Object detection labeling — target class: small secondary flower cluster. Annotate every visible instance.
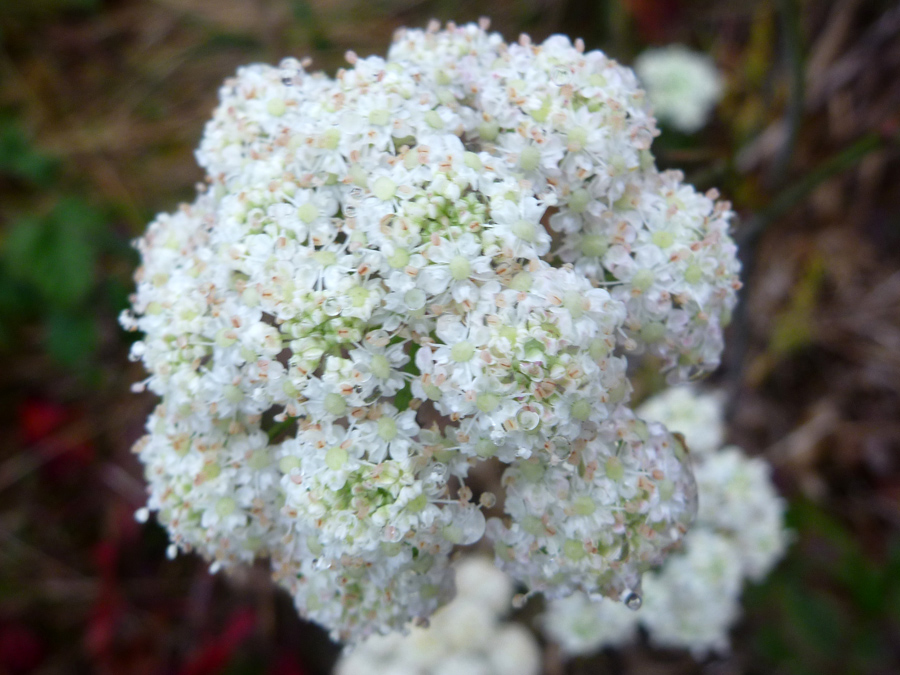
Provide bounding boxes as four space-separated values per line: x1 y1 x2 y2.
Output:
334 556 540 675
634 46 724 134
542 386 788 657
123 20 740 642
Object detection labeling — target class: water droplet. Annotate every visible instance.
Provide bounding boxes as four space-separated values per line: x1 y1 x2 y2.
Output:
551 65 571 86
404 288 426 310
348 186 365 203
427 462 448 484
517 408 540 431
549 435 571 460
342 204 357 219
323 299 342 316
451 507 486 545
625 592 642 611
383 525 403 543
279 57 302 72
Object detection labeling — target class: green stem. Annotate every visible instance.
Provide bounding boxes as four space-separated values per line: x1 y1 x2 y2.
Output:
739 132 890 247
772 0 805 184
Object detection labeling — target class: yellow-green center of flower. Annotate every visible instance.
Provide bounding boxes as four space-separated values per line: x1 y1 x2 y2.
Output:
571 398 592 421
569 188 591 213
463 152 482 170
519 146 540 172
449 255 471 281
315 250 337 267
267 98 286 116
451 341 475 362
324 393 347 416
348 286 369 307
387 247 410 269
474 438 497 458
564 291 586 319
564 539 586 560
567 126 588 152
373 176 396 200
573 495 596 515
652 230 674 248
512 219 536 242
476 392 499 413
632 269 655 292
297 202 319 224
323 128 341 149
640 321 666 343
325 445 348 471
510 271 533 291
216 497 236 517
370 354 391 379
369 109 390 125
279 456 301 473
581 234 608 258
377 417 398 441
478 120 500 141
684 263 703 284
424 110 444 129
605 456 625 481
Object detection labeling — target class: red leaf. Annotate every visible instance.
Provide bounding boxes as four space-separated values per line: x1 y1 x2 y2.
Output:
18 399 68 444
0 624 44 673
269 653 309 675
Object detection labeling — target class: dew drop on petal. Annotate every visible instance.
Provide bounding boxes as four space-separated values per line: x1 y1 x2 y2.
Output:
551 65 571 85
455 507 486 545
324 299 342 316
625 592 642 611
549 435 571 460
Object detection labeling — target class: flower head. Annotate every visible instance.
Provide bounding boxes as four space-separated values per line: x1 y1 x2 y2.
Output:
634 45 724 133
124 21 740 642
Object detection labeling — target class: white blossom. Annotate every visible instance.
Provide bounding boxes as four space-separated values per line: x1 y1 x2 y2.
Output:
541 387 788 657
334 557 540 675
124 20 740 643
637 385 725 456
634 46 724 133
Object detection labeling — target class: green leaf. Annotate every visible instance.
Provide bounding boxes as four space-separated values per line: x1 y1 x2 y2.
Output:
44 311 97 366
3 198 105 308
0 120 58 186
393 380 413 412
782 585 845 664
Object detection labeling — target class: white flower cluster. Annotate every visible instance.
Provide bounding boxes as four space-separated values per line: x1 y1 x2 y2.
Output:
637 385 725 456
334 556 540 675
123 20 740 642
634 46 724 134
542 386 788 657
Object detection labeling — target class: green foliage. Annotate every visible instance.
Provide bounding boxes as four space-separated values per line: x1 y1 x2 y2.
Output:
745 498 900 675
4 198 103 308
0 113 133 373
0 118 58 186
0 0 101 21
394 343 421 412
44 311 98 368
769 254 826 356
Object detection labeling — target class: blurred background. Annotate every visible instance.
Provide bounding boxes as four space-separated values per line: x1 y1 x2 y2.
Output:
1 0 899 673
